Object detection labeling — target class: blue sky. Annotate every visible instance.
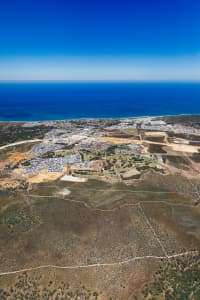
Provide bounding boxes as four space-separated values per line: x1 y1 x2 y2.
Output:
0 0 199 81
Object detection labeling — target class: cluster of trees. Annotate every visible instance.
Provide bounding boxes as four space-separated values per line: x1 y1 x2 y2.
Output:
141 250 200 300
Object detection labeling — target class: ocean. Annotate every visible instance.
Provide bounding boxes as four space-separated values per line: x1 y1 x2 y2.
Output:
0 82 200 121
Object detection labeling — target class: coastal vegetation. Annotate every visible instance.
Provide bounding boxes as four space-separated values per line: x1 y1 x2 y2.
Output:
0 273 100 299
141 251 200 300
0 123 53 147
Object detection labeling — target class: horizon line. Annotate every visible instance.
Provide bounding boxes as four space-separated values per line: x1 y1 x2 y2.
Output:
0 79 200 83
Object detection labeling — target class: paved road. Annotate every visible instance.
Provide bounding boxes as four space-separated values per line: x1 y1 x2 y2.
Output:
0 139 42 151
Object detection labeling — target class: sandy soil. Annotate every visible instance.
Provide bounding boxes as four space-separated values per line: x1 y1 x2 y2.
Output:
100 137 141 145
169 143 200 153
27 170 63 183
101 136 200 154
60 175 87 182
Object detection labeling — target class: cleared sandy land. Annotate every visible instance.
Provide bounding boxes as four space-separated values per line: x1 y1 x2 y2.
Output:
0 178 22 190
101 136 200 154
145 131 167 137
100 137 141 145
60 175 87 182
172 138 189 144
168 143 200 153
27 170 63 183
0 152 35 170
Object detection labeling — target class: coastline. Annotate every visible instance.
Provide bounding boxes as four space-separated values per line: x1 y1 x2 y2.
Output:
0 113 199 123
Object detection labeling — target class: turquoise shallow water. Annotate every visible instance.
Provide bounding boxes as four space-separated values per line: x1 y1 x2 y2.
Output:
0 82 200 121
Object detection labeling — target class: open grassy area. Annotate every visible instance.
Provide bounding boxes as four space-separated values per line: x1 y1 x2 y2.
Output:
123 128 139 136
0 174 200 299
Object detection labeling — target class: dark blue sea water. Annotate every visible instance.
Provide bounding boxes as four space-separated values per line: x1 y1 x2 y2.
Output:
0 82 200 121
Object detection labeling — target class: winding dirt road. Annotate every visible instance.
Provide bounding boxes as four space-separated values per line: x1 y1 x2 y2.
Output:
0 251 197 276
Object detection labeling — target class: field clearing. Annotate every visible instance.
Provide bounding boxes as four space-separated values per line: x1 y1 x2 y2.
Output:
100 136 141 145
144 131 167 137
101 135 200 154
168 143 200 153
60 175 88 182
